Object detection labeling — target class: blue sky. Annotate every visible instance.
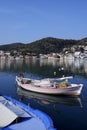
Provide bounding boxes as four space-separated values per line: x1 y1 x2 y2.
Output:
0 0 87 44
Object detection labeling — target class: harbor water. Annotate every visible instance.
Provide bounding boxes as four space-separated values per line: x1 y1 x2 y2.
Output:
0 58 87 130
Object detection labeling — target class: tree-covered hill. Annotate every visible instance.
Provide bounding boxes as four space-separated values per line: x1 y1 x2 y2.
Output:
0 37 87 54
25 37 77 54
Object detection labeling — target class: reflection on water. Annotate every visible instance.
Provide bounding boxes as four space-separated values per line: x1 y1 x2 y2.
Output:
17 87 82 107
0 58 87 77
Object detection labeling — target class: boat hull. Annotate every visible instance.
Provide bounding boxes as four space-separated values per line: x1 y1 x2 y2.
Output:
0 95 55 130
17 87 82 107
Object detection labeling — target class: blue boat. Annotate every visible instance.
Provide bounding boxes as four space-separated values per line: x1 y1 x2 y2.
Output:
0 95 56 130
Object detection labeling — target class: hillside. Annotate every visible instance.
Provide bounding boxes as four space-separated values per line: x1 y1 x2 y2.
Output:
25 37 77 54
0 37 87 54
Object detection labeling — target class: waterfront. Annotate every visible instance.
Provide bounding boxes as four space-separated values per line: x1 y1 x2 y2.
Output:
0 58 87 130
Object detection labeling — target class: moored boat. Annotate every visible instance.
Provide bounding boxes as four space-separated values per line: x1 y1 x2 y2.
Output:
16 76 83 96
0 95 56 130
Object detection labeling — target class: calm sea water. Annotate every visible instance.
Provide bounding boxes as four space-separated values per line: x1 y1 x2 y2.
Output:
0 58 87 130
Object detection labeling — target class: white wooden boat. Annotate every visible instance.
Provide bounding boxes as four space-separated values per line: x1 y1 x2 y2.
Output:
16 76 83 96
0 95 55 130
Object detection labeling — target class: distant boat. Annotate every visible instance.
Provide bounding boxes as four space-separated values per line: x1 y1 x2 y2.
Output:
0 95 56 130
16 76 83 96
17 87 82 107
